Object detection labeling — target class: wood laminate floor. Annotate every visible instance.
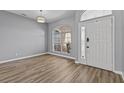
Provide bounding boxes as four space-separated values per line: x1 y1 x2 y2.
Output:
0 54 123 83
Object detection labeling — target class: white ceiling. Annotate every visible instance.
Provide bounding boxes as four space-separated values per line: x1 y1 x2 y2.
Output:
7 10 75 23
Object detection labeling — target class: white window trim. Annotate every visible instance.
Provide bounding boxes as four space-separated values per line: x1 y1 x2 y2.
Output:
52 26 72 55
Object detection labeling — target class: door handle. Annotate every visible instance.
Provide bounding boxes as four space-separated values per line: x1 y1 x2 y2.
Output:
86 46 89 48
87 37 89 42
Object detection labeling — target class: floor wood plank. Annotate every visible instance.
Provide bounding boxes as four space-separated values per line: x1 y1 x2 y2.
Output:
0 54 123 83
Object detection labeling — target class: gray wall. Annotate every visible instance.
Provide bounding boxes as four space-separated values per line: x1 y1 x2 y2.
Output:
48 15 76 57
0 11 48 62
121 11 124 75
75 10 84 62
112 11 123 72
0 10 123 74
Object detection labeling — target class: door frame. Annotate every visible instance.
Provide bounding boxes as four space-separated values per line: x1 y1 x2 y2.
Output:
78 15 115 71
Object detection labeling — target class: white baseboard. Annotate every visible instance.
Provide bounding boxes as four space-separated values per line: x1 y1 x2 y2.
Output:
47 52 76 60
113 70 123 75
113 70 124 80
75 60 87 65
0 52 75 64
75 61 80 64
122 72 124 80
0 52 47 64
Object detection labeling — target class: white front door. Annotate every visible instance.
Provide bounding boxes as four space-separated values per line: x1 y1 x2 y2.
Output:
81 16 113 71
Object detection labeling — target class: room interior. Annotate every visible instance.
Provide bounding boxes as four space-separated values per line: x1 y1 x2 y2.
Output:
0 10 124 83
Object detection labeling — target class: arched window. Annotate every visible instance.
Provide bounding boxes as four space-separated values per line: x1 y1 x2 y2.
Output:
80 10 112 21
52 25 72 54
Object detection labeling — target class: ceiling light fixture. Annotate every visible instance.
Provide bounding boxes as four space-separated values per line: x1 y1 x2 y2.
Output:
37 10 46 23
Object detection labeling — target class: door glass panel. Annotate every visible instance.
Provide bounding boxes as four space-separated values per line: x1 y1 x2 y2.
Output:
53 25 71 54
54 43 61 52
53 30 61 43
62 33 71 53
81 26 85 58
53 30 61 52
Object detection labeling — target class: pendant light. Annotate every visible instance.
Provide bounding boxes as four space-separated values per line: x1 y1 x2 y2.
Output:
37 10 46 23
